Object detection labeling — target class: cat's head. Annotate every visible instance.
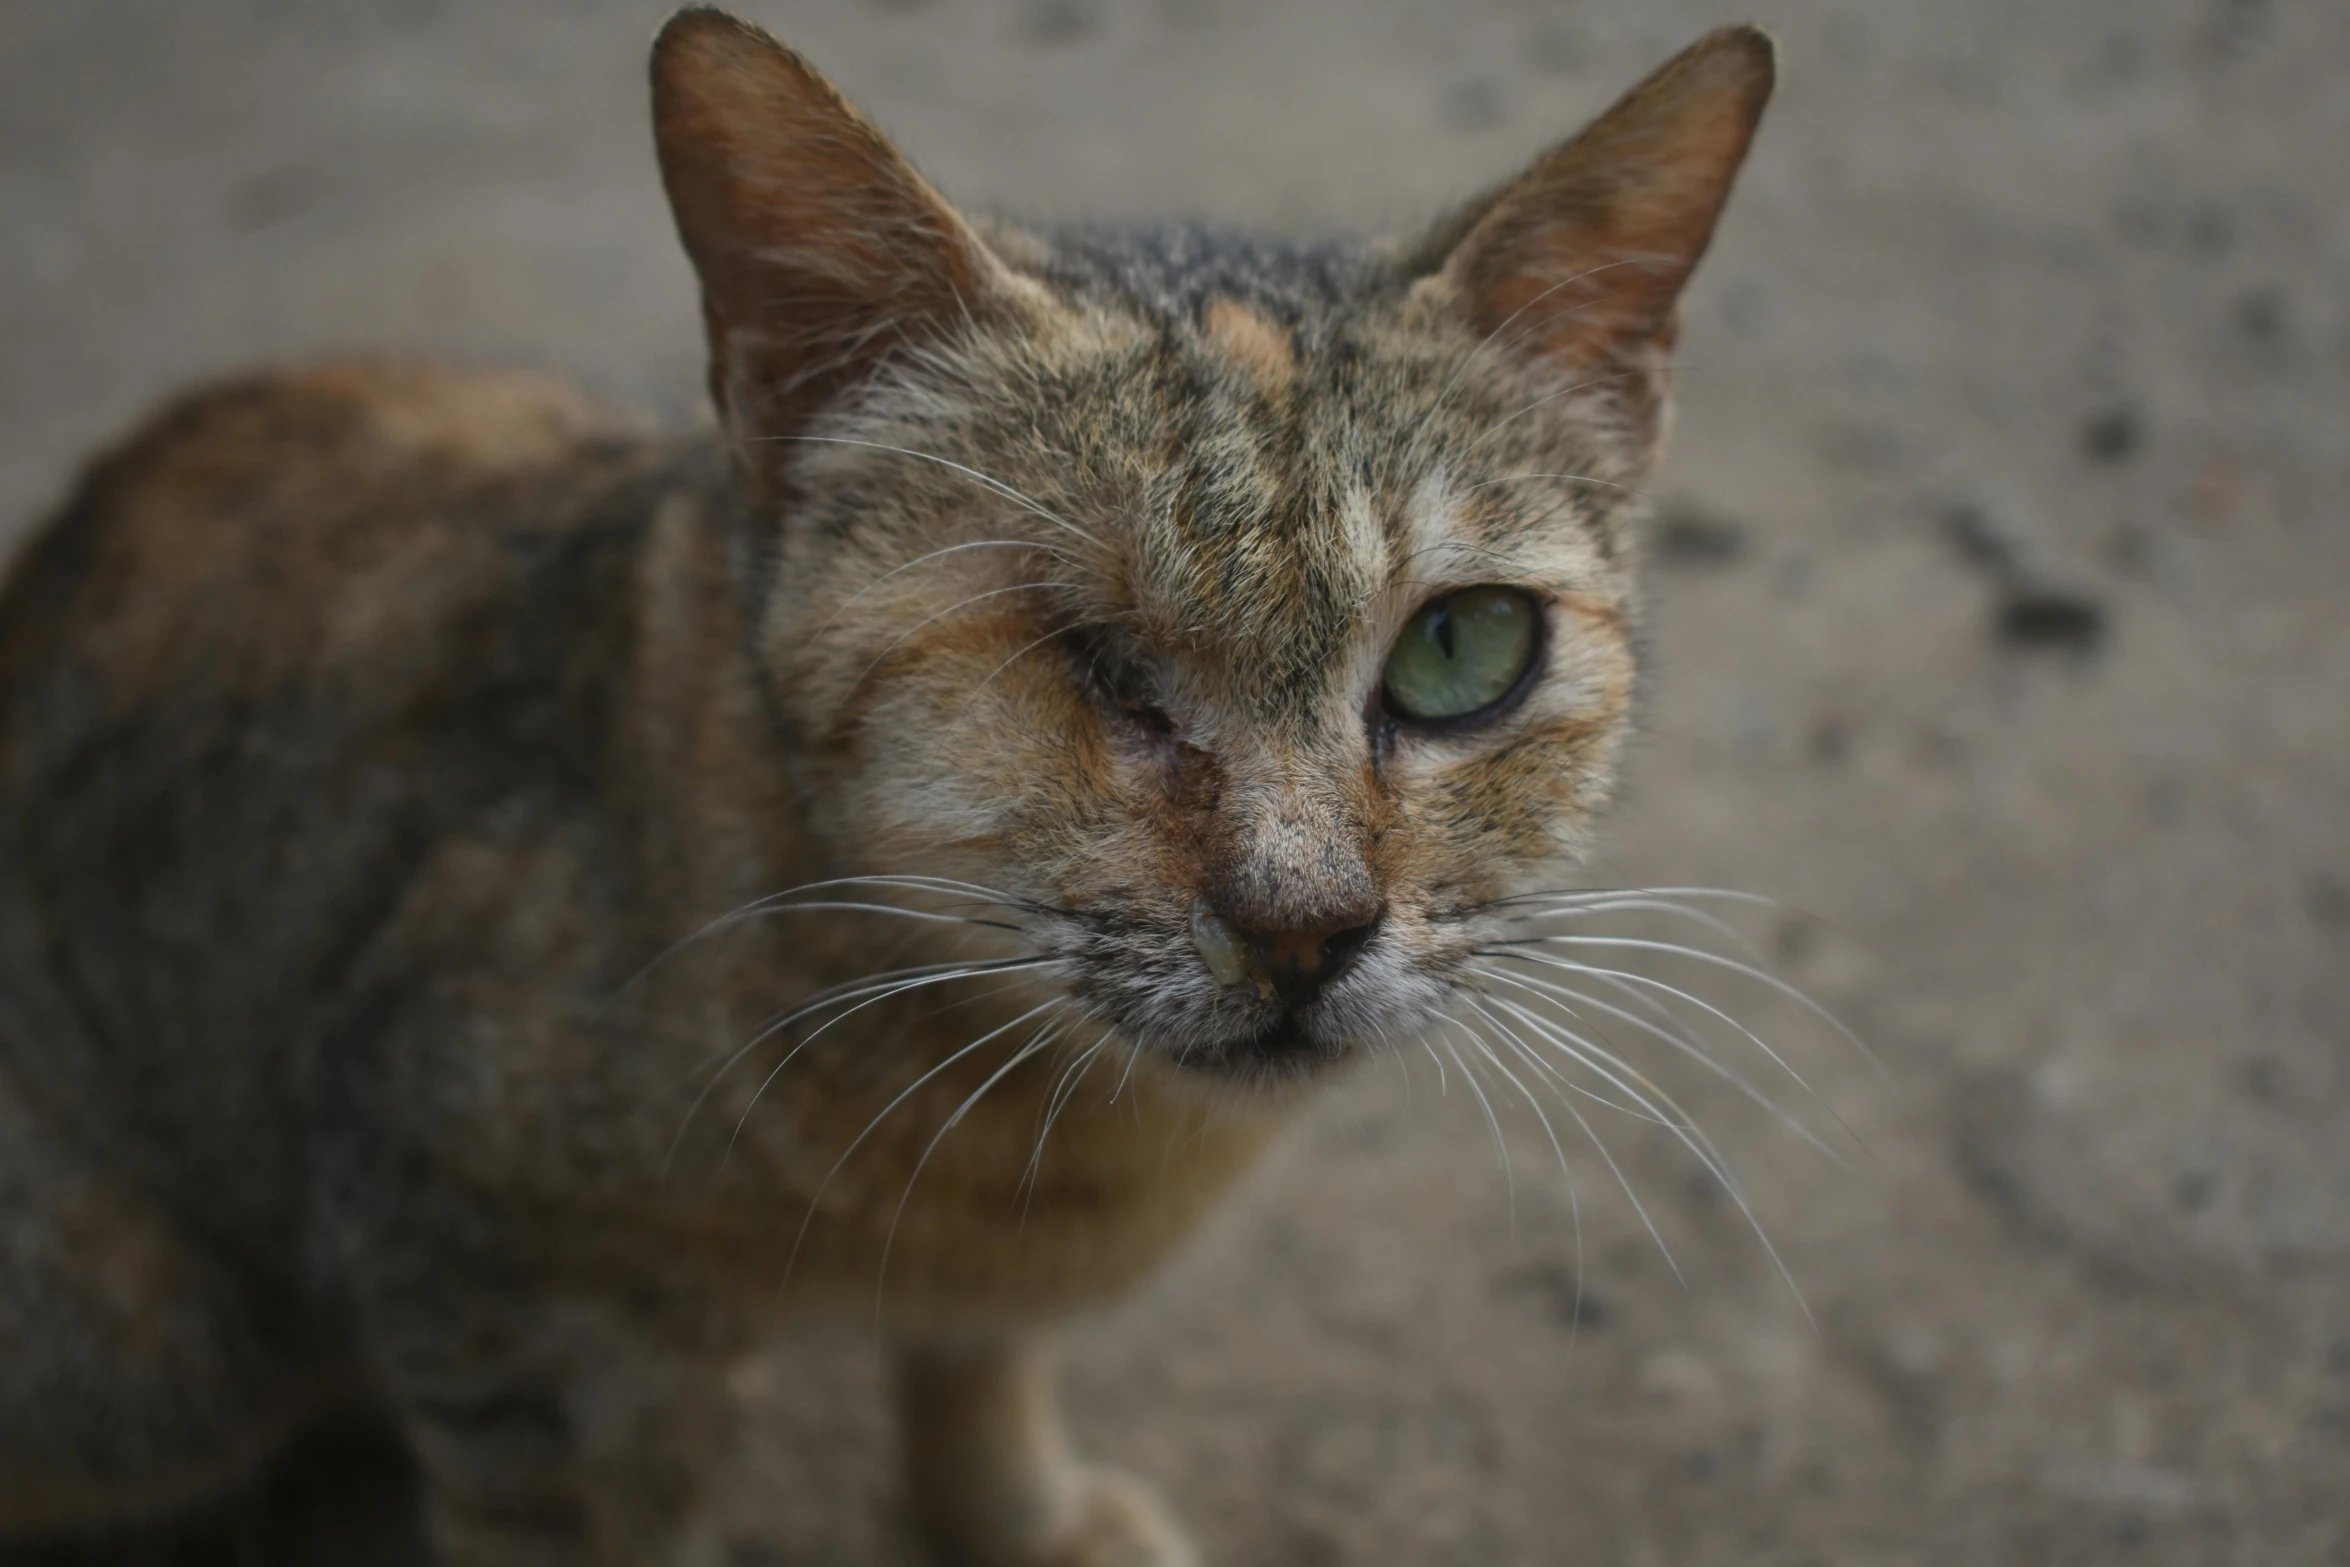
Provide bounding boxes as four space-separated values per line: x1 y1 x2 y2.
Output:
652 8 1772 1085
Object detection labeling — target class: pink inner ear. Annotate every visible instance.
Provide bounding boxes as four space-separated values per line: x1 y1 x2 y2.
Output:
1441 26 1775 374
651 10 1005 470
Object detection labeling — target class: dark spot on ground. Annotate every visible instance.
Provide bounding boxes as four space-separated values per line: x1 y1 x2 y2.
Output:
1941 503 2021 578
1997 589 2107 653
1439 76 1508 132
2203 0 2270 57
1021 0 1097 44
1914 725 1967 770
2304 872 2350 927
1499 1263 1613 1329
1721 279 1768 335
1687 1166 1732 1211
1653 506 1750 567
2104 522 2152 574
1816 420 1903 472
229 167 315 232
2235 285 2286 342
2172 1169 2217 1211
1526 21 1585 74
2185 204 2234 256
1808 716 1851 765
2238 1054 2286 1103
2080 405 2143 464
1775 914 1821 964
2112 197 2161 246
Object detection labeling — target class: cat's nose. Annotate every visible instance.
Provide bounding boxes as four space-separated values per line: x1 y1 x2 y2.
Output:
1202 905 1383 1010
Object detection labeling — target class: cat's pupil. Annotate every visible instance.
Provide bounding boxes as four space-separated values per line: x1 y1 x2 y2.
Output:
1431 610 1455 661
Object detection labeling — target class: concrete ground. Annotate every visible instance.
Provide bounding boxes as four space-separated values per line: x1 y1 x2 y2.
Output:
4 1 2346 1562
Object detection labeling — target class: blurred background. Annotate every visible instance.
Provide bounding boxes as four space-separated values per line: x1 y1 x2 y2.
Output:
4 1 2346 1562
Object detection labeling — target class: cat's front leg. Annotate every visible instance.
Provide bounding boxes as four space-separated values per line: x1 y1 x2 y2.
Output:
365 1287 737 1567
898 1334 1196 1567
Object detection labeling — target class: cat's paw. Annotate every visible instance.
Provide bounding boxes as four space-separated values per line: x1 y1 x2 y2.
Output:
932 1466 1197 1567
1025 1467 1197 1567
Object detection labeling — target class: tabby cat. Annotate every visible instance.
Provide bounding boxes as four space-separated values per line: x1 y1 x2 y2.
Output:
0 9 1773 1563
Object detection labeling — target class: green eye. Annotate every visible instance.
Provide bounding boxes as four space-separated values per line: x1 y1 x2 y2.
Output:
1382 587 1540 724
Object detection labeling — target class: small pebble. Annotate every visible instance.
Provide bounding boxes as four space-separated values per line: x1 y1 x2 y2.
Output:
2080 405 2142 464
1653 507 1749 567
1997 589 2107 653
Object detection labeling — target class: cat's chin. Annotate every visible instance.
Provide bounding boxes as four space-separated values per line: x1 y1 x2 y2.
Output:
1151 1013 1360 1096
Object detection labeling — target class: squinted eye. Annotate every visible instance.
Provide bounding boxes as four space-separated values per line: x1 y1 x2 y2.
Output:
1381 587 1539 724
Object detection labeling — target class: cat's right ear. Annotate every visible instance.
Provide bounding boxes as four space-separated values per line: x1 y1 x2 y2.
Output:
1403 27 1774 441
651 8 1020 489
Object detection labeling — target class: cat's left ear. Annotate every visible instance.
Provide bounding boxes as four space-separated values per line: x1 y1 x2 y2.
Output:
651 8 1026 490
1407 26 1775 434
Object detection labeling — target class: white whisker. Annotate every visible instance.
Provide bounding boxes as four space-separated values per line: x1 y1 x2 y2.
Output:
874 1009 1071 1313
1474 960 1848 1168
973 618 1096 694
1450 1016 1588 1353
1406 259 1644 461
1434 1022 1517 1230
723 959 1060 1163
1504 893 1770 967
1496 947 1818 1093
852 579 1069 689
780 995 1069 1285
1516 934 1874 1067
662 956 1050 1176
1458 999 1682 1287
1462 471 1641 500
801 537 1076 651
1020 1034 1111 1215
763 434 1105 551
1462 364 1667 457
1479 991 1812 1322
606 873 1037 1006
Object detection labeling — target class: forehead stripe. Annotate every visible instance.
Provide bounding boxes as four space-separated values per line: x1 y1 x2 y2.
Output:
1201 295 1300 391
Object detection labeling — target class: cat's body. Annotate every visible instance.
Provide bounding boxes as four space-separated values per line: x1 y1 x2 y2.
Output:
0 360 1265 1558
0 12 1773 1563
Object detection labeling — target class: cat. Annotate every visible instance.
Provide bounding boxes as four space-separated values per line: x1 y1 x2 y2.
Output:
0 8 1773 1564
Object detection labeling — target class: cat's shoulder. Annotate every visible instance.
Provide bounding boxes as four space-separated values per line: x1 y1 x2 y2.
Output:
86 359 613 490
0 361 654 708
41 360 623 561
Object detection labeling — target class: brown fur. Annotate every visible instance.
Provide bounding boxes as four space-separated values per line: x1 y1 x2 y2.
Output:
0 10 1772 1563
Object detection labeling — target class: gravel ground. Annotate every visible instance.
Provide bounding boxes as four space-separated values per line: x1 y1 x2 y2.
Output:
4 2 2346 1563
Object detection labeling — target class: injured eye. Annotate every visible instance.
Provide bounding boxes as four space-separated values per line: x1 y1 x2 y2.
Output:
1381 587 1540 725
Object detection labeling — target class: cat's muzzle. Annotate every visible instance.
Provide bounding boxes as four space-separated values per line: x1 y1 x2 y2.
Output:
1189 896 1383 1061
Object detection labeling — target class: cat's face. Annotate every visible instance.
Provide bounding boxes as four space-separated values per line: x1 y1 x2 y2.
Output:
653 10 1771 1084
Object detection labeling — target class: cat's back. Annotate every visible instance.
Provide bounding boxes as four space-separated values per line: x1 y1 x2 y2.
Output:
0 362 686 1209
0 360 631 715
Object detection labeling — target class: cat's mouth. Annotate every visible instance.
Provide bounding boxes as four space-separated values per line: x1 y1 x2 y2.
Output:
1249 1013 1317 1056
1081 956 1368 1083
1164 899 1380 1077
1188 1007 1351 1080
1060 900 1448 1084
